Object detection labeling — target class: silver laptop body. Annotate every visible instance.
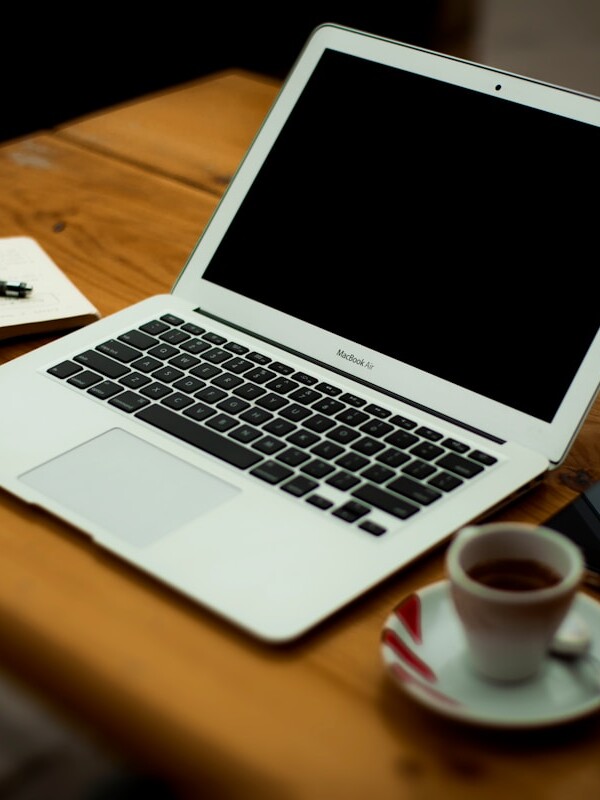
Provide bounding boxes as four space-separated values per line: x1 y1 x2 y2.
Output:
1 24 599 642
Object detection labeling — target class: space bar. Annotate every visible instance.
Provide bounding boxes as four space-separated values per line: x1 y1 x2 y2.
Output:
135 405 263 469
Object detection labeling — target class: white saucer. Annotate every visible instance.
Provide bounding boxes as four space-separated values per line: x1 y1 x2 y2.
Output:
380 580 600 729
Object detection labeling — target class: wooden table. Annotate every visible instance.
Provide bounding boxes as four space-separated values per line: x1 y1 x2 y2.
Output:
1 70 599 799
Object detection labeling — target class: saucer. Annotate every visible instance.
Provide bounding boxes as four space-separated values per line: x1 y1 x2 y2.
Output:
380 580 600 729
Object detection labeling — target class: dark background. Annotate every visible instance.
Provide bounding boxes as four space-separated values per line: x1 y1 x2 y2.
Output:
0 4 466 142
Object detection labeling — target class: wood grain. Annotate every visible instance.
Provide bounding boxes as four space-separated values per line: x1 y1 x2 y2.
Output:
0 73 599 799
58 71 280 196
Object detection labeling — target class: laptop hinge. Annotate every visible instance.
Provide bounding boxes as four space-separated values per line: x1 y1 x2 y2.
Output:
193 307 506 445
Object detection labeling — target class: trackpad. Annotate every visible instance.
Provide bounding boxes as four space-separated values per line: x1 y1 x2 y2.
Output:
20 428 240 546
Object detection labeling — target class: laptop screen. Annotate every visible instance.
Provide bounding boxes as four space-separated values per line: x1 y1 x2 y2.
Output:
203 48 599 424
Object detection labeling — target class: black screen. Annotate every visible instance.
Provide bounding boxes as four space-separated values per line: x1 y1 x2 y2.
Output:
203 49 599 422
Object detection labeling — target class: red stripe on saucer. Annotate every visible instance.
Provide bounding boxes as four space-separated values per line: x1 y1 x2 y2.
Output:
394 593 422 643
382 628 436 682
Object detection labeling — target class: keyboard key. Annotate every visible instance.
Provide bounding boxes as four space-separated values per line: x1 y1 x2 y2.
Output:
160 314 184 325
364 404 391 418
223 357 254 374
287 430 319 448
410 442 444 461
140 382 172 400
402 460 436 479
118 330 158 350
301 459 335 478
229 425 262 444
361 464 394 484
183 403 217 422
292 372 318 386
351 484 419 520
389 415 417 430
240 407 273 425
333 500 370 522
202 332 227 345
387 476 441 506
306 495 334 510
148 343 179 360
137 405 261 468
169 353 200 370
159 329 190 345
270 361 295 375
253 436 286 455
162 392 195 410
75 350 129 379
203 347 231 364
335 453 369 472
359 419 393 437
311 441 344 459
469 450 498 466
211 372 242 391
437 453 484 478
140 319 169 335
303 414 336 433
109 391 150 413
88 380 123 399
48 360 82 379
206 413 239 433
97 340 141 363
281 476 319 496
216 397 250 415
359 520 387 536
277 447 310 467
416 426 443 441
119 372 152 389
152 366 184 383
181 322 205 336
336 408 368 426
246 352 271 365
190 363 221 380
264 418 296 437
340 393 366 407
255 393 288 411
279 403 311 422
224 341 249 354
289 387 322 405
384 430 418 449
246 367 276 383
266 377 299 394
180 339 211 355
312 398 345 416
442 438 470 454
250 461 293 484
68 370 103 389
195 386 227 404
351 437 385 456
327 425 360 444
376 448 411 468
428 472 463 492
326 471 360 491
173 376 205 394
315 382 341 396
233 382 266 400
131 356 163 373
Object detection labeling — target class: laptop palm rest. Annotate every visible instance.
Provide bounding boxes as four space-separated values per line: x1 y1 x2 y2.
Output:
20 428 239 546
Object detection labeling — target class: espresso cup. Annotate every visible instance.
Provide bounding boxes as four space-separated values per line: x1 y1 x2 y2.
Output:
446 522 584 682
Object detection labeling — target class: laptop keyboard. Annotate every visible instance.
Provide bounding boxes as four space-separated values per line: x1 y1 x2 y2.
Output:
46 313 498 537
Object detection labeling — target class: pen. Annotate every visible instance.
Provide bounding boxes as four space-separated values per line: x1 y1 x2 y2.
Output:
0 280 33 298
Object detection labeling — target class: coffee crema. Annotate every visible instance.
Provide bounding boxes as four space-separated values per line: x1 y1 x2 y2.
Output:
467 558 562 591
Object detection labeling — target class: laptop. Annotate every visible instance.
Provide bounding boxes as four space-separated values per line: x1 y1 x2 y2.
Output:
1 24 599 642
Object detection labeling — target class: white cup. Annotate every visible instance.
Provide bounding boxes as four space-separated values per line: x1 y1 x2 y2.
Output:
446 522 584 682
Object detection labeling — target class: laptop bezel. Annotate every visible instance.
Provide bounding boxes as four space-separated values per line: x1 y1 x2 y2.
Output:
173 23 600 467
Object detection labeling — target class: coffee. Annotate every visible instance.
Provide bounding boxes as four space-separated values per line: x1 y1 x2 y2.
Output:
467 558 561 591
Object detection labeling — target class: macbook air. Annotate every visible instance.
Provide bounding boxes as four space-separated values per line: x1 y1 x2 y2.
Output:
1 23 599 642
